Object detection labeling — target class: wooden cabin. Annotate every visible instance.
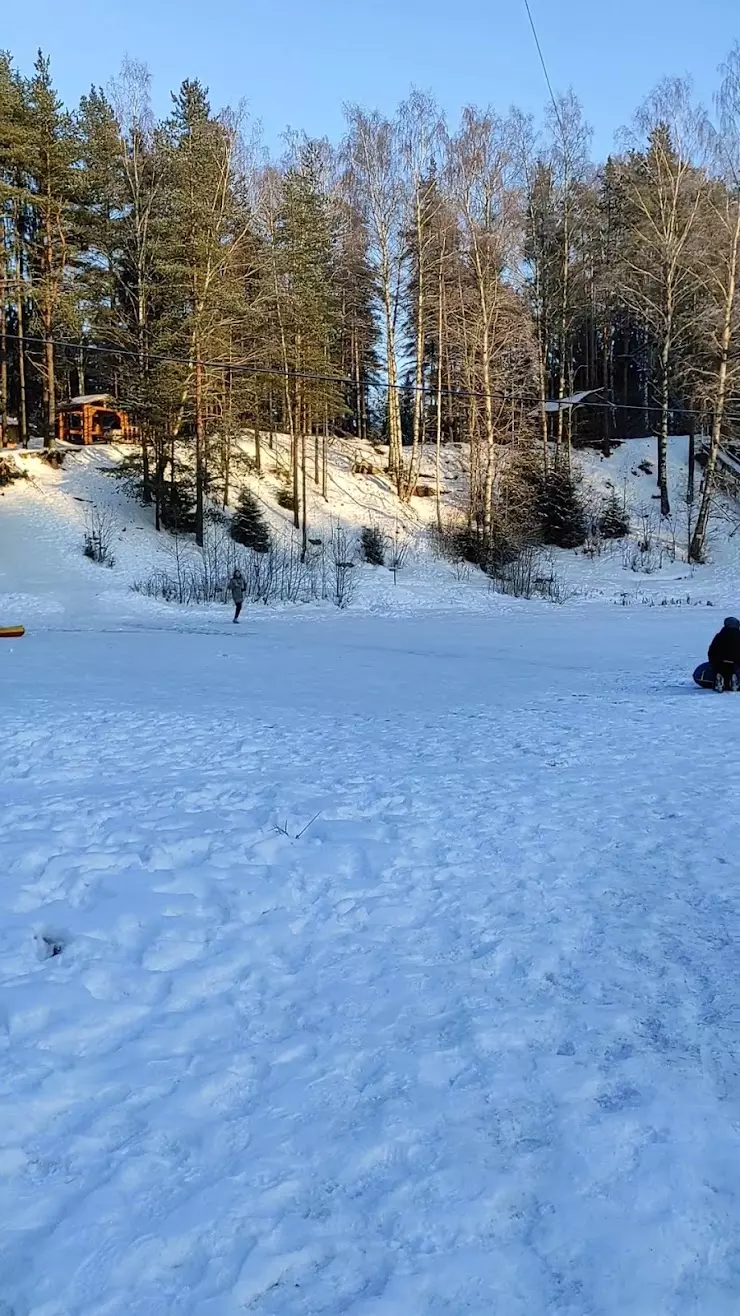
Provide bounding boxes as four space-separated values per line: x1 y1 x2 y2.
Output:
56 395 137 446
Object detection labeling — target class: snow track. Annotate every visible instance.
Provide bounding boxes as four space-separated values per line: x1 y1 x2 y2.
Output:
3 612 740 1314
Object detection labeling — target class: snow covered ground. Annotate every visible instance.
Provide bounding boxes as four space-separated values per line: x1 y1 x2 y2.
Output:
3 443 740 1314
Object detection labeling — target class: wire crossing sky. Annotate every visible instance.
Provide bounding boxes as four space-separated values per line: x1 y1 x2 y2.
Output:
4 0 736 158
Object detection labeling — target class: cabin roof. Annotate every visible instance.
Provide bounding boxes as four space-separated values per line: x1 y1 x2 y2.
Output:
59 394 125 412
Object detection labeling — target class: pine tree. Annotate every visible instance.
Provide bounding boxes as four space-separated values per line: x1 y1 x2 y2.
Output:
540 469 588 548
231 489 271 552
24 53 80 447
165 80 248 545
0 52 33 447
599 489 630 539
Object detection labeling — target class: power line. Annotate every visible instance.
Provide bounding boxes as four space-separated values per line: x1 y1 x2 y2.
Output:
0 329 532 406
3 329 740 428
522 0 566 143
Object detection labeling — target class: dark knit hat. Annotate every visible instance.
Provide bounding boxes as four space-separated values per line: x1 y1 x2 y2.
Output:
724 616 740 629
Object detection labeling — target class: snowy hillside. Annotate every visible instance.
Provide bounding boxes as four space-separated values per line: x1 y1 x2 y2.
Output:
2 431 740 630
3 436 740 1313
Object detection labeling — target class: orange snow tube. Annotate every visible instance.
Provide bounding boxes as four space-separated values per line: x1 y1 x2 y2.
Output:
0 626 25 639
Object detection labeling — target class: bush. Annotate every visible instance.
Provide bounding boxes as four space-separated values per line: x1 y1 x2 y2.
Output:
330 524 357 607
132 522 358 610
539 470 588 549
432 522 486 568
83 507 115 567
599 490 630 540
231 490 271 553
0 457 27 487
360 525 385 565
488 545 567 603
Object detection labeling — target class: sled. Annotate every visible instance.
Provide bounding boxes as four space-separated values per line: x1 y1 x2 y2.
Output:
0 626 24 639
693 661 740 690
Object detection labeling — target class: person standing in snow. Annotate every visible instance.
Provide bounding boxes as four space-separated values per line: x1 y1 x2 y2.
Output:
228 568 246 623
708 616 740 691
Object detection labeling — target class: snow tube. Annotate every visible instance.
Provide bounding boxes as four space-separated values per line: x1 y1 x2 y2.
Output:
693 661 740 689
0 626 24 639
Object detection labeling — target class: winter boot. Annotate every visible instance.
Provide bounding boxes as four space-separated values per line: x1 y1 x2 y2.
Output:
731 671 740 693
714 671 726 693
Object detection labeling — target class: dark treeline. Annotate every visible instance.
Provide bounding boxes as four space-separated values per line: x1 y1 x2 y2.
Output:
2 47 740 558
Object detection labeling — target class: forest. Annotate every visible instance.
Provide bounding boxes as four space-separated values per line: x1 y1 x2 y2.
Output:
2 46 740 561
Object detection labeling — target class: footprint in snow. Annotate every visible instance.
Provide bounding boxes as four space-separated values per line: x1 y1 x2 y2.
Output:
34 927 70 961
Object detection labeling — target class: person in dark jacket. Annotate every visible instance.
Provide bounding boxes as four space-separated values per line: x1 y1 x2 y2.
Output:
708 616 740 690
228 569 246 623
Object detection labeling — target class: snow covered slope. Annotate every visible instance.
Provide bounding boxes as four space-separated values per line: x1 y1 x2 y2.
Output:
2 431 740 626
3 437 740 1314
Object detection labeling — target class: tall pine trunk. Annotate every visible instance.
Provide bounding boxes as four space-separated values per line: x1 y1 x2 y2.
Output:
301 428 308 560
42 198 56 449
0 254 7 447
44 330 56 448
14 206 27 448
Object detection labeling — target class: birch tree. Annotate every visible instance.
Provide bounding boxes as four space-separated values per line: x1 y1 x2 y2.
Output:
619 80 707 515
343 106 406 486
690 49 740 559
446 108 527 542
398 90 445 497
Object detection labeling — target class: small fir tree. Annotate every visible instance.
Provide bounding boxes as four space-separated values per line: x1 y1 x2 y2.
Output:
231 489 271 552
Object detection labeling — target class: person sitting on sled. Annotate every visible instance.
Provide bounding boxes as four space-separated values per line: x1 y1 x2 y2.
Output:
708 616 740 691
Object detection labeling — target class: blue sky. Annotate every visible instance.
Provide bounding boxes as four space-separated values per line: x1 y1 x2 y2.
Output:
4 0 735 156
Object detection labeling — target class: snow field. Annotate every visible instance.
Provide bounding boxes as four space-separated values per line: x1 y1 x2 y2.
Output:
2 434 740 1312
2 608 740 1313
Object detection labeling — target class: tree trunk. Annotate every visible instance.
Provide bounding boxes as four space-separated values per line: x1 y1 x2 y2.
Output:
301 427 308 560
0 266 7 447
253 418 262 478
435 253 444 533
44 328 56 450
138 310 151 504
194 348 205 547
658 314 672 517
556 184 570 466
42 192 56 450
405 193 426 501
14 203 28 448
382 284 402 487
690 206 740 560
154 435 162 532
292 382 300 532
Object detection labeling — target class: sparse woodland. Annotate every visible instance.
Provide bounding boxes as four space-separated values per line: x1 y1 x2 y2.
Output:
3 48 740 562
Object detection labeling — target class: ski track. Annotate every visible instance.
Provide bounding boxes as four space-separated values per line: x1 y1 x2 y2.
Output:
3 681 740 1315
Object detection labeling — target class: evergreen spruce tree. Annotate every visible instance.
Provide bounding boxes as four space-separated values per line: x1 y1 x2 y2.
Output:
540 470 588 548
231 489 271 552
599 489 630 539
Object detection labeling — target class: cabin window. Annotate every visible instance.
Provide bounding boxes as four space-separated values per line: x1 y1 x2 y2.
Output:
97 411 121 432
